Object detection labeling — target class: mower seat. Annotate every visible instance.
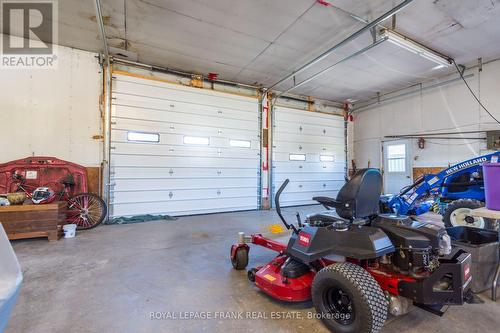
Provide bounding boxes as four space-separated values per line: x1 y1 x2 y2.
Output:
312 168 382 222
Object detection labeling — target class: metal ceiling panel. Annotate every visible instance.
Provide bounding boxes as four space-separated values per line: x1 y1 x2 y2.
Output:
124 0 269 68
268 5 363 52
133 0 315 41
237 43 308 73
434 0 500 29
331 0 395 19
10 0 499 103
388 0 500 64
129 41 242 78
100 0 126 44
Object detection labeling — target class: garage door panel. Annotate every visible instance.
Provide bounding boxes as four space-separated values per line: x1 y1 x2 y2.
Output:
112 105 257 131
111 142 259 159
274 132 344 144
112 130 259 150
275 109 343 126
113 79 258 113
274 122 344 137
273 106 346 207
112 128 258 147
112 118 258 139
112 166 258 179
112 197 258 217
273 152 346 163
273 172 345 182
113 78 257 112
274 141 344 153
112 187 256 203
112 177 257 191
110 73 259 217
275 117 343 130
113 93 258 122
273 161 345 173
111 153 257 169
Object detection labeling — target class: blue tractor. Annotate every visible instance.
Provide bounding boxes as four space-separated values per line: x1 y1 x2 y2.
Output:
380 152 500 228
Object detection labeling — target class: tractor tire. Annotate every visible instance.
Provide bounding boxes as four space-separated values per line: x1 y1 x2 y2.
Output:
231 247 248 270
311 262 387 333
443 199 485 229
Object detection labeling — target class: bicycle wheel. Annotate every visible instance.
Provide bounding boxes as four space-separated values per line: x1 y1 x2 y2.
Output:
66 193 107 230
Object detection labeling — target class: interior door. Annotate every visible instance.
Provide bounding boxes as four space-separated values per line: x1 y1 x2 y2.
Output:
383 139 413 194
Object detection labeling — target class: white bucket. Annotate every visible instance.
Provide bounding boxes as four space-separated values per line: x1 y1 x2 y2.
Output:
63 224 77 238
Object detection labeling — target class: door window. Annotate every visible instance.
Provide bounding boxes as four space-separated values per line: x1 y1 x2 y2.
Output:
387 144 406 173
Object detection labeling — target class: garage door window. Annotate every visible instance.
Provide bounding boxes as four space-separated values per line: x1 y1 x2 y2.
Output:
127 131 160 143
319 155 335 162
289 154 306 161
387 144 406 172
183 136 209 145
229 139 251 148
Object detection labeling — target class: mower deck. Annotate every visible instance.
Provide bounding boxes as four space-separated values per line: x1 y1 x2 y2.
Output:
254 255 315 302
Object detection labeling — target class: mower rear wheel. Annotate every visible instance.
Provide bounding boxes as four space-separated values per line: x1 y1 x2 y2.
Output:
312 263 387 333
443 199 485 229
231 247 249 270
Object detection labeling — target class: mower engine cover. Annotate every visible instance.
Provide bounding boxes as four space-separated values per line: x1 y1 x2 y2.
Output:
286 224 395 263
31 187 55 204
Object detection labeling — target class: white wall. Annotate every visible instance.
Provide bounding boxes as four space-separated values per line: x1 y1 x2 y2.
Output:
0 39 102 167
353 59 500 169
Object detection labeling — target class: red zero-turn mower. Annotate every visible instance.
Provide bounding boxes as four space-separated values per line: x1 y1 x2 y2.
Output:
230 169 478 333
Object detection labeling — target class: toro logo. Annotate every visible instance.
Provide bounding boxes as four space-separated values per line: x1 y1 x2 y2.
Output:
298 232 312 247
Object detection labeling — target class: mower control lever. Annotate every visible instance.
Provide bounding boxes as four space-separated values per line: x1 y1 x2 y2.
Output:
295 212 303 228
275 179 298 233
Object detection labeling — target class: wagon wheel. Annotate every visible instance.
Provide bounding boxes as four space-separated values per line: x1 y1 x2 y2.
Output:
66 193 107 230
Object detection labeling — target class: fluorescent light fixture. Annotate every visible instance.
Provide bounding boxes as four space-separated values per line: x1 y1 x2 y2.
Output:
127 131 160 143
431 64 446 71
380 29 451 67
320 155 335 162
183 136 209 145
229 139 251 148
289 154 306 161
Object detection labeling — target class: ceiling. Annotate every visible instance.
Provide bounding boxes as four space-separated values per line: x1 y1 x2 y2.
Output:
3 0 500 103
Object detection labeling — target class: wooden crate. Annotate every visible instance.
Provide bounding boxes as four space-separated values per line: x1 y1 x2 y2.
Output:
0 201 67 241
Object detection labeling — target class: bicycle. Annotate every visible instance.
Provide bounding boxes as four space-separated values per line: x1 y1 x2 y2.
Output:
12 173 107 230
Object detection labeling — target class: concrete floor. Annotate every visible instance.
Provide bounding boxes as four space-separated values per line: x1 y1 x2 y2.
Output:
6 206 500 333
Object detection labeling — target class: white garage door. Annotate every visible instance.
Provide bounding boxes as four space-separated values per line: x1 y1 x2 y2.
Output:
109 73 260 217
272 106 346 207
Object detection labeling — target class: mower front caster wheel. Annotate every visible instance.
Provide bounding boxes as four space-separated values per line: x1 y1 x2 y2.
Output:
312 263 388 333
231 247 249 270
247 268 258 282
